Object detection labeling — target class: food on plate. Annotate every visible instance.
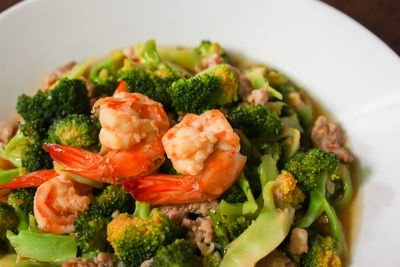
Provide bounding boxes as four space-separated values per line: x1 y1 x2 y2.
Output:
0 39 354 266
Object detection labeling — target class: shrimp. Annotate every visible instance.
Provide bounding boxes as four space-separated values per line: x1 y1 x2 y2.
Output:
34 174 91 234
123 109 247 205
43 81 170 184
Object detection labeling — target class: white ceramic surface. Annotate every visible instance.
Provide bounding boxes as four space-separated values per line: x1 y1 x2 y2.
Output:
0 0 399 266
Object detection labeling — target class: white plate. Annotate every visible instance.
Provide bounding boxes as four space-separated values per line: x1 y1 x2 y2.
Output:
1 0 399 266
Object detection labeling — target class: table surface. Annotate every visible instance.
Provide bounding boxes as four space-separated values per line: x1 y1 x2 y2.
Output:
0 0 399 55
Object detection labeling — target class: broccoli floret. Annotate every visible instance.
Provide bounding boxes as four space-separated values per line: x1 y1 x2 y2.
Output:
158 40 231 72
89 50 125 97
225 216 252 241
202 251 222 267
6 188 36 230
230 104 283 140
90 185 136 218
16 78 90 130
47 114 101 150
221 183 247 203
168 64 239 114
73 185 133 256
120 68 181 109
284 148 346 256
22 143 53 173
0 202 18 255
285 148 339 193
300 234 341 267
74 213 110 256
2 128 52 172
107 209 180 267
158 158 180 175
150 239 199 267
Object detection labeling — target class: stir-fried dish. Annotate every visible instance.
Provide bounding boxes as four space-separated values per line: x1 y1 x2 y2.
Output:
0 40 355 267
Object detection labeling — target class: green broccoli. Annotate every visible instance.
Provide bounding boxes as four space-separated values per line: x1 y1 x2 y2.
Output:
47 114 101 150
220 180 295 266
202 251 222 267
90 185 136 218
150 239 199 267
158 158 180 175
219 173 257 217
120 68 181 109
0 168 20 185
107 209 180 267
7 215 77 262
225 216 252 241
168 64 239 114
287 91 314 130
74 213 110 256
300 233 341 267
332 164 353 211
6 188 36 230
0 202 19 255
16 78 90 131
284 148 346 256
72 185 134 256
89 50 125 97
2 128 52 172
158 40 231 72
230 104 283 140
243 65 283 100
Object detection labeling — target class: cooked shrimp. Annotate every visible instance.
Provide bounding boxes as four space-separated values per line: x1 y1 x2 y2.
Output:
0 169 58 190
44 81 169 184
34 174 91 234
123 109 247 205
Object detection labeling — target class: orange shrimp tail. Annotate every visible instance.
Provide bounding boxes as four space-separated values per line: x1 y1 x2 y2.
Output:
43 143 110 183
123 175 204 205
115 80 128 93
0 169 58 190
43 143 104 169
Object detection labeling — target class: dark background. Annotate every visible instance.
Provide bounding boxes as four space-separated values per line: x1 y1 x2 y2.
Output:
1 0 399 55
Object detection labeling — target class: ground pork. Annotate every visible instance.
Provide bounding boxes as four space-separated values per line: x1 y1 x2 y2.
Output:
44 61 76 88
225 65 252 98
0 121 17 146
288 228 308 256
202 53 225 69
123 46 139 61
247 87 270 106
311 116 354 162
139 259 153 267
181 215 214 253
159 200 219 223
62 252 113 267
257 250 298 267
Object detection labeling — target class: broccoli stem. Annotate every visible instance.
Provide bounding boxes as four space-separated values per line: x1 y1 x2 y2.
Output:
317 191 347 257
296 190 324 228
219 173 257 216
220 182 294 267
333 164 353 210
7 216 77 262
48 57 97 90
258 154 279 189
296 172 328 228
0 168 20 185
133 201 150 218
209 209 229 251
266 85 283 100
